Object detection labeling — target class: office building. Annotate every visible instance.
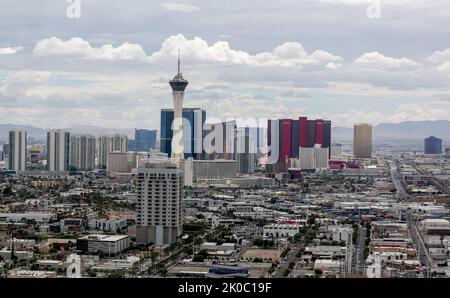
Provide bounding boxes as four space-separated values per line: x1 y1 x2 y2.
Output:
445 147 450 158
169 52 189 160
353 124 372 158
97 134 128 168
76 234 130 256
70 134 96 170
131 129 157 152
47 130 70 172
8 129 27 172
106 152 130 174
136 159 183 245
424 136 443 155
160 108 206 160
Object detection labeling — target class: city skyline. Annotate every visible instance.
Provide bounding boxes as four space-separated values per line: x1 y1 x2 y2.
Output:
2 1 450 283
1 1 450 130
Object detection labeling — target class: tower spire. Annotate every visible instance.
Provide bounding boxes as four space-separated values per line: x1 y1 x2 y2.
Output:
178 49 181 76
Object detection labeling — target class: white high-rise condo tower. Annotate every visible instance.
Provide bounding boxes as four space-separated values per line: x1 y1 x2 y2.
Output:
47 130 70 172
70 134 96 171
135 159 183 245
169 50 189 160
8 129 27 172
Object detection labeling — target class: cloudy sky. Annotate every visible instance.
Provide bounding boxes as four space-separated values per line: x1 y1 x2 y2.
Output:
1 0 450 129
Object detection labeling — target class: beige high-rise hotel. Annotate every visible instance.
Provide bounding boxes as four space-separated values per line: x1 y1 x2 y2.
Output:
353 124 372 158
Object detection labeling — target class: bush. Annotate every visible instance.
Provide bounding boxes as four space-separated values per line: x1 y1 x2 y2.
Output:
363 247 370 260
193 249 209 262
182 223 207 233
253 238 275 248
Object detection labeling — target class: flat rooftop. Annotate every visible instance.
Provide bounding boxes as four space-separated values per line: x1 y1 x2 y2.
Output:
79 234 130 242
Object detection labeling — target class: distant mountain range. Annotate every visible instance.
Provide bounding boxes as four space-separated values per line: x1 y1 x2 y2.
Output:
332 120 450 143
0 120 449 144
0 125 137 143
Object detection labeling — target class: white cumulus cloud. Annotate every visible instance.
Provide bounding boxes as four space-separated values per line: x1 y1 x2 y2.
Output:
0 46 23 55
149 34 342 68
33 37 149 61
355 52 419 69
32 35 342 69
428 48 450 71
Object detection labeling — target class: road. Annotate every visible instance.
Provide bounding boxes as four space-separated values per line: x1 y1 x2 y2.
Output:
353 226 366 275
406 212 433 276
390 165 409 199
273 245 301 278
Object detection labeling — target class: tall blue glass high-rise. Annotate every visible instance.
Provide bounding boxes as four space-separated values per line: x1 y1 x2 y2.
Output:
161 108 206 159
424 136 442 154
134 129 156 151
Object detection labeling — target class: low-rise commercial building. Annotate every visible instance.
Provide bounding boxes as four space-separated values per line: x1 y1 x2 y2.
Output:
89 218 127 232
263 222 303 238
0 212 56 223
76 234 130 256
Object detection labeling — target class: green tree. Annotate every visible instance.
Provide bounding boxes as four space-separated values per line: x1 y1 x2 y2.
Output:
2 186 13 196
193 249 209 262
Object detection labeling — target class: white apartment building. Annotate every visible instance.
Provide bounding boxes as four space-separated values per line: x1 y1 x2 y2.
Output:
97 134 128 168
136 159 183 246
47 130 70 172
8 129 27 172
70 134 96 170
